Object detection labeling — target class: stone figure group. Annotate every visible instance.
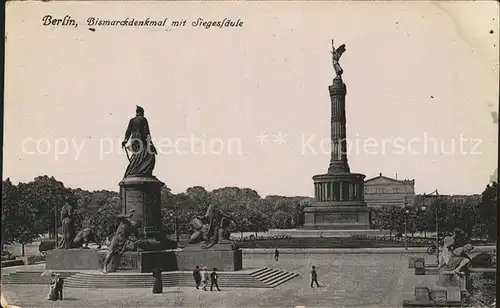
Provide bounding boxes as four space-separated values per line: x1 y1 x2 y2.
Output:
54 199 142 273
438 228 482 277
102 209 141 273
188 203 237 250
55 203 107 250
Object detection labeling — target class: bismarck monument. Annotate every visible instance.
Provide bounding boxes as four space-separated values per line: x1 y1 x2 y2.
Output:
118 105 175 252
303 40 371 230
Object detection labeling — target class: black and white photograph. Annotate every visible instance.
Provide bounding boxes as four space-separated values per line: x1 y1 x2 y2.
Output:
2 1 498 307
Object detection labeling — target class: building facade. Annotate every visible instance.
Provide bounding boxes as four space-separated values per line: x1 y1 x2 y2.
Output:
364 173 416 209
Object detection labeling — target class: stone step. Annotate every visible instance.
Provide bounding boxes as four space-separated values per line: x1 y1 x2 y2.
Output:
260 270 286 283
2 268 299 289
267 272 299 287
251 268 274 279
253 269 280 281
250 268 270 275
248 267 299 287
64 271 271 288
1 271 77 284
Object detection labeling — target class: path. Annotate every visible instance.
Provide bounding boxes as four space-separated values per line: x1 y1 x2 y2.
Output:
2 253 428 307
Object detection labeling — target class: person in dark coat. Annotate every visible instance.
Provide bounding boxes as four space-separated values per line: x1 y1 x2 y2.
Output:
310 266 320 288
152 268 163 294
210 268 221 291
274 248 280 262
54 274 64 300
193 266 201 289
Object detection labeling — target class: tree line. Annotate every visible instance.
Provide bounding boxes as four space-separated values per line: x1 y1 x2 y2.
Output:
372 182 497 241
1 175 309 248
2 175 496 249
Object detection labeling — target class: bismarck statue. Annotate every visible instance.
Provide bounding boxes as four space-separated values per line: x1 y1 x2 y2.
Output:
117 106 176 255
122 105 158 178
187 203 238 250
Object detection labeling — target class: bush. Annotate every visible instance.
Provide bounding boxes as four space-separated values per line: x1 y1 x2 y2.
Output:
1 259 24 267
1 250 15 261
349 235 435 245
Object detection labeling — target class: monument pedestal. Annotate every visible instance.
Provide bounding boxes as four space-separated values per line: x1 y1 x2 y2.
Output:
46 248 242 272
177 245 243 271
119 176 176 250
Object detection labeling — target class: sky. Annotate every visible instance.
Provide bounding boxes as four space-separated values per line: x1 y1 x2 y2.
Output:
4 1 499 197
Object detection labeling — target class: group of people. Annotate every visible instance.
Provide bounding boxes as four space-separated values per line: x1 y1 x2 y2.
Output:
193 266 221 291
438 228 478 275
46 273 64 301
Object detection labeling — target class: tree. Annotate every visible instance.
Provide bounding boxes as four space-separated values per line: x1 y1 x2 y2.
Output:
18 176 74 238
2 179 40 253
477 182 497 240
374 205 405 236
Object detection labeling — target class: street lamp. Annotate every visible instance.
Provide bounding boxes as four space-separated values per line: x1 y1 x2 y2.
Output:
422 190 440 264
169 212 179 243
404 205 427 250
404 208 410 250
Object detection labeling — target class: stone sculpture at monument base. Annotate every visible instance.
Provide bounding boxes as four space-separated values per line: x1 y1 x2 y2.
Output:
46 249 102 271
178 245 243 271
46 247 242 272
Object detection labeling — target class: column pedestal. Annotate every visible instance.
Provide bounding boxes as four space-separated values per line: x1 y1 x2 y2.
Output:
303 173 371 230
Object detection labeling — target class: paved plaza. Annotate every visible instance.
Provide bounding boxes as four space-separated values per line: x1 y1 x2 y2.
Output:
2 252 434 307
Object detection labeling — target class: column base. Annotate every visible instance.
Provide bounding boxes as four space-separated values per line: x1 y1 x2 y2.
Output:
303 204 372 230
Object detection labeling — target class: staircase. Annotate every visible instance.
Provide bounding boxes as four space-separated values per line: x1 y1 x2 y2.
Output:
1 271 77 284
63 268 298 289
2 268 299 289
250 267 299 288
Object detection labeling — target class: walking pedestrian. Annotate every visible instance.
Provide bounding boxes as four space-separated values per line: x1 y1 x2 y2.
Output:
54 273 64 300
47 273 56 301
200 266 209 291
310 266 320 288
193 266 201 289
210 268 221 291
274 248 280 262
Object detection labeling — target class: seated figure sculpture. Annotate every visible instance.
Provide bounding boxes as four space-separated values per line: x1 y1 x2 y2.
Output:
438 228 468 270
188 203 236 250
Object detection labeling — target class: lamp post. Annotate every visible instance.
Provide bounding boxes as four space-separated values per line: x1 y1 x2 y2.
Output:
404 196 408 250
422 189 440 264
403 200 427 251
169 212 179 243
54 203 58 246
404 208 409 250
